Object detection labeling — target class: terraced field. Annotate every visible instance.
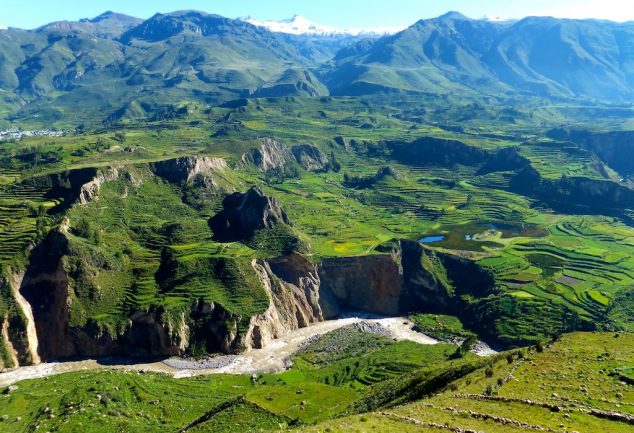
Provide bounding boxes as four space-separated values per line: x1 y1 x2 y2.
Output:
301 332 634 433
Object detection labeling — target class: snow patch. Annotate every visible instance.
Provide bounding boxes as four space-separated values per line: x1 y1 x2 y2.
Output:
243 15 403 37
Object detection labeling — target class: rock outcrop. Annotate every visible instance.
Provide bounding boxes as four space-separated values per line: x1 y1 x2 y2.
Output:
242 138 294 171
245 253 335 349
291 144 329 172
209 186 291 242
6 226 497 365
319 254 404 316
152 156 227 184
317 240 494 317
77 167 120 205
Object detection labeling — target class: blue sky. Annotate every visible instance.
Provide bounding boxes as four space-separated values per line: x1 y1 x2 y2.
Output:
2 0 634 29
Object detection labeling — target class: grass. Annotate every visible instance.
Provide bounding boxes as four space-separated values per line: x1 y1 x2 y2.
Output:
300 332 634 433
409 314 476 341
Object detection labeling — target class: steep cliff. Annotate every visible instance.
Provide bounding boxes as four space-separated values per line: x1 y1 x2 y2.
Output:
291 144 329 172
319 254 404 315
17 230 189 361
209 186 304 255
77 167 121 205
152 156 228 184
510 165 634 217
242 138 295 172
317 240 488 317
247 254 328 349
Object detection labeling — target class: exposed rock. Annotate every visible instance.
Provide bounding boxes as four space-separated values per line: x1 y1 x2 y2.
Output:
334 136 350 150
245 254 331 349
0 316 19 368
317 240 494 320
291 144 329 171
10 272 40 365
390 137 489 167
242 138 294 171
319 254 403 316
209 186 291 242
78 167 120 205
152 156 227 184
510 164 634 218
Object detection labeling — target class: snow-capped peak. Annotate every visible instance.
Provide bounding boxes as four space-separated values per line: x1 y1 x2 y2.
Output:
482 15 515 23
0 25 6 31
243 15 403 37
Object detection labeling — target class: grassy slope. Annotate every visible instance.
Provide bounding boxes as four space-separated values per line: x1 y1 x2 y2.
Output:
300 332 634 433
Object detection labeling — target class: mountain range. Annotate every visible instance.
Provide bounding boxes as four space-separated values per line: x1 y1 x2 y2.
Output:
2 10 634 126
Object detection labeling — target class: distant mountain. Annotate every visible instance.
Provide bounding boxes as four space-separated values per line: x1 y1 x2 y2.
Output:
0 10 326 125
327 12 508 95
3 10 634 126
38 11 142 38
243 15 403 37
328 12 634 99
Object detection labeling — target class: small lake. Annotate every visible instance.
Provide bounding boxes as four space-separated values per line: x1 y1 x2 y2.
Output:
419 235 446 244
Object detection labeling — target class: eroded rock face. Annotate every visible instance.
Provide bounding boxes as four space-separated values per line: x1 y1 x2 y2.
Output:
242 138 294 171
291 144 328 171
152 156 227 184
316 240 491 317
78 167 120 205
8 226 496 364
209 186 291 242
319 254 404 316
246 254 331 349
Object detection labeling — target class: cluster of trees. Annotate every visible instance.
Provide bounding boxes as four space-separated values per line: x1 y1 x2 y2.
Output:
74 218 102 245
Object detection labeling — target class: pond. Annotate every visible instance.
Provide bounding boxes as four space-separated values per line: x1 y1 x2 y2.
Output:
419 235 446 244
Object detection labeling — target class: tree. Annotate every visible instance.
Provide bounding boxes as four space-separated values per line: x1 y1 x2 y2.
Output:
451 335 477 359
329 151 341 173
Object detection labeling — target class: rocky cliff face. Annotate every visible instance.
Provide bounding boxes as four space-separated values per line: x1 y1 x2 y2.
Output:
248 254 328 348
291 144 329 171
152 156 228 184
319 254 403 315
316 240 478 316
242 138 295 171
209 186 292 242
17 230 189 361
510 165 634 218
6 225 496 365
77 167 121 205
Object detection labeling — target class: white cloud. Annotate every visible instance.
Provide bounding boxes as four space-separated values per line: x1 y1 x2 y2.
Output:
0 25 6 30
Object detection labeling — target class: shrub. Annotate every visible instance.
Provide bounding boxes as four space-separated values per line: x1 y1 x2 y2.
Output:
536 341 544 353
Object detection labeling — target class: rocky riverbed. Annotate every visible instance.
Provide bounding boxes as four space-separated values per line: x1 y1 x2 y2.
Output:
0 315 495 386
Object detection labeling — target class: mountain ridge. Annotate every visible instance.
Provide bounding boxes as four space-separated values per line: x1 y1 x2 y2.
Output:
3 10 634 126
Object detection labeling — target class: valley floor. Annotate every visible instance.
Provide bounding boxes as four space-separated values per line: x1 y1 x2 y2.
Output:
0 315 474 387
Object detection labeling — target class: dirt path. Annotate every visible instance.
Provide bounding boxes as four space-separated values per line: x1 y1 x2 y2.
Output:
0 315 492 387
